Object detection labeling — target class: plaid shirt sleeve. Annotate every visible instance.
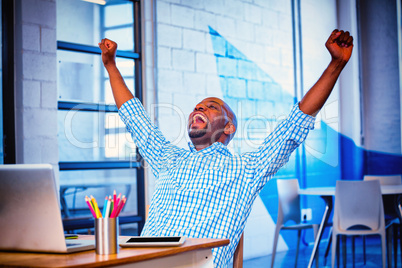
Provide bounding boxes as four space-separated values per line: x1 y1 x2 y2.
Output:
244 103 315 193
118 98 171 175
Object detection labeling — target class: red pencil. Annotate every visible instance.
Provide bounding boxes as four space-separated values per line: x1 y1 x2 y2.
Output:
113 190 117 207
110 195 123 218
114 193 121 211
115 196 126 217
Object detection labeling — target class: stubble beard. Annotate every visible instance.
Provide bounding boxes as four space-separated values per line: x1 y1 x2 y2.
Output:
188 128 207 139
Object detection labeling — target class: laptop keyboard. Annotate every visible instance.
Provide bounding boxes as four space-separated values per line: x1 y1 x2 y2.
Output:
66 243 81 247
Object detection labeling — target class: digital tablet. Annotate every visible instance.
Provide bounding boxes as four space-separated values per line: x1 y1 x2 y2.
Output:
119 236 186 247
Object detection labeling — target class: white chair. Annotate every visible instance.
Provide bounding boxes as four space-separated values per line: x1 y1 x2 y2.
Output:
364 174 401 267
331 180 386 268
271 179 319 268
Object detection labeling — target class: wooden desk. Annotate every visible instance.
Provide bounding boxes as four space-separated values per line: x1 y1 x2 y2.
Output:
299 184 402 268
0 236 229 268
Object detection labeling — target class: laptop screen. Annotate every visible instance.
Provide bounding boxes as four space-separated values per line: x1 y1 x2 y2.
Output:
0 164 69 252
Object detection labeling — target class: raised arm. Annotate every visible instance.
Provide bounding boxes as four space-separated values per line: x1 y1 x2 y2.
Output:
98 38 134 109
299 29 354 116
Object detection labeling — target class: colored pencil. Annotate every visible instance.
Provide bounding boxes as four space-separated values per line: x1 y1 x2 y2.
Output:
112 195 125 218
85 196 97 218
102 196 108 218
110 196 120 218
105 196 112 218
85 191 127 218
91 195 102 218
114 193 121 211
113 190 117 208
110 199 114 217
115 196 126 217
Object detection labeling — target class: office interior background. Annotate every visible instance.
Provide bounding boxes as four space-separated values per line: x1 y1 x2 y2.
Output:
0 0 401 261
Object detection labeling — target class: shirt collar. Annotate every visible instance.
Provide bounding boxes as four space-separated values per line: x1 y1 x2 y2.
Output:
188 142 232 156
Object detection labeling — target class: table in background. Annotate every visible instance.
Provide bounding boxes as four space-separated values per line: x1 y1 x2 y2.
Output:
0 236 229 268
60 182 140 233
299 184 402 268
60 182 132 218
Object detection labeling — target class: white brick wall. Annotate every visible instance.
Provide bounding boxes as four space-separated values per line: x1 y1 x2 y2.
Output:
183 29 205 52
172 49 195 71
14 0 59 176
157 24 182 48
171 5 194 28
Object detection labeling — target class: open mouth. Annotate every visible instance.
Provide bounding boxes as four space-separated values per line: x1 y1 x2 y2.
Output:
193 113 207 124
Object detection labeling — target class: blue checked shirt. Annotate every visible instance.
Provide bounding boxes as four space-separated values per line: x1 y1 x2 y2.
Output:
119 98 315 267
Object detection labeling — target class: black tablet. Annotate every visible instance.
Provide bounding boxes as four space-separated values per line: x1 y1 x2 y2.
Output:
119 236 186 247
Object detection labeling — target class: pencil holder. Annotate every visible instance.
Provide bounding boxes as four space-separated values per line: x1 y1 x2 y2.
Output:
95 217 119 254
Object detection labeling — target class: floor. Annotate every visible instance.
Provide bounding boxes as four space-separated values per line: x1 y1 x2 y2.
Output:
242 236 400 268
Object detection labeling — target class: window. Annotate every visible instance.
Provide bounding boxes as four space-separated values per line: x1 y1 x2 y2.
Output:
56 0 144 234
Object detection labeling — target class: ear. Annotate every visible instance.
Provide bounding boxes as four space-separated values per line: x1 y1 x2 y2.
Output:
224 123 236 135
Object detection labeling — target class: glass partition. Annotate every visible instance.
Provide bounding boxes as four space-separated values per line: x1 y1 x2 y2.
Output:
56 0 144 234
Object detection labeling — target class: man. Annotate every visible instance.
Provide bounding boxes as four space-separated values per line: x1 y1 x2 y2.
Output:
99 29 353 267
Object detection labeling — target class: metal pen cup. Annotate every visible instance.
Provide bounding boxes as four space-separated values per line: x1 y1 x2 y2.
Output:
95 217 119 254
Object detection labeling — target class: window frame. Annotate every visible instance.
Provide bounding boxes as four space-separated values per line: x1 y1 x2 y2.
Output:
2 0 15 164
57 0 145 232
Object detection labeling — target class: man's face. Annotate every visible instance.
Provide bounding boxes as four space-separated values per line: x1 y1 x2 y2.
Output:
187 97 235 148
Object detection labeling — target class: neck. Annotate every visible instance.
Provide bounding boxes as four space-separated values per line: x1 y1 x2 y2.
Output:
194 143 211 151
192 140 228 151
190 133 229 151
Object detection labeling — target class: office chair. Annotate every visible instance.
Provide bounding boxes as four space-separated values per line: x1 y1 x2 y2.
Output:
233 233 244 268
364 174 402 267
331 180 386 268
146 205 244 268
271 179 319 268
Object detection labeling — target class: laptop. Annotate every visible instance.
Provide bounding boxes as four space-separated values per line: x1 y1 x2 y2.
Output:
0 164 95 253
